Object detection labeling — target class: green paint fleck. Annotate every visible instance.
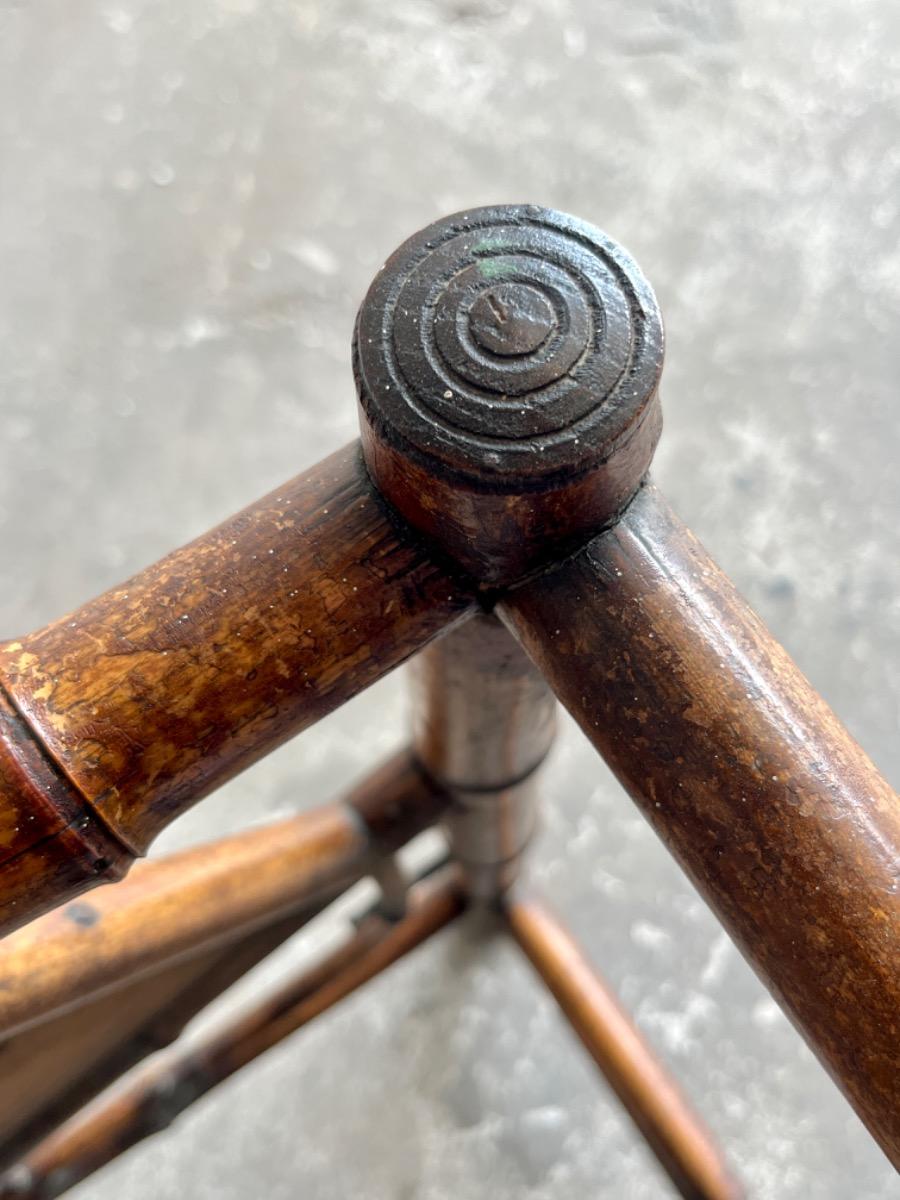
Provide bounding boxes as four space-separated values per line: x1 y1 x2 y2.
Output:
472 236 508 253
477 257 518 280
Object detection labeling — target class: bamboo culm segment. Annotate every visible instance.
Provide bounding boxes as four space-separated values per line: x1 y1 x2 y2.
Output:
500 482 900 1168
409 614 557 898
0 749 446 1038
0 905 327 1173
0 444 474 937
0 871 466 1200
0 804 364 1039
506 892 743 1200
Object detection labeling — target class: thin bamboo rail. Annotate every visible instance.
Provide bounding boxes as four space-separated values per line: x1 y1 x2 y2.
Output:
0 203 893 1194
0 750 446 1037
0 870 465 1200
506 891 743 1200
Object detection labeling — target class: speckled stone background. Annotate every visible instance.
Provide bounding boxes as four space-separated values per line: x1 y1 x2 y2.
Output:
0 2 898 1197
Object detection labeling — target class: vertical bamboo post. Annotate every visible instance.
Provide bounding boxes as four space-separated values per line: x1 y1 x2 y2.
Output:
352 204 900 1166
408 614 556 898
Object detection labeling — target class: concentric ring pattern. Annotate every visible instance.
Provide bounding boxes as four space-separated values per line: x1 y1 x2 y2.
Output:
354 205 663 482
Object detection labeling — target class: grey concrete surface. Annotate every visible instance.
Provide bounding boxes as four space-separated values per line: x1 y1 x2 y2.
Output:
0 1 898 1197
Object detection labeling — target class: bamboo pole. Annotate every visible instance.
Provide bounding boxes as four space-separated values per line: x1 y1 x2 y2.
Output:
505 891 743 1200
0 870 465 1200
500 482 900 1166
0 750 447 1038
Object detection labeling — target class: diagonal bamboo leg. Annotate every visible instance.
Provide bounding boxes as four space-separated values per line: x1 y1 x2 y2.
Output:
0 749 446 1039
0 899 334 1173
505 890 743 1200
498 484 900 1164
0 868 465 1200
0 445 477 939
0 751 446 1171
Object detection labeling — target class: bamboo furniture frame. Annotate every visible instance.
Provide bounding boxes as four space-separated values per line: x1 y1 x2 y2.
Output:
0 205 896 1198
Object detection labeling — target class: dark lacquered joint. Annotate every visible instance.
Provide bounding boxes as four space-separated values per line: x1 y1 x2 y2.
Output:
355 205 900 1170
353 204 664 585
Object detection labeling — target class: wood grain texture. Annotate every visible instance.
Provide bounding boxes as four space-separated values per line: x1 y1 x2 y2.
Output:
0 904 331 1172
0 869 466 1200
410 613 556 897
0 809 361 1040
0 443 474 936
506 892 743 1200
0 689 131 941
499 482 900 1166
0 749 447 1037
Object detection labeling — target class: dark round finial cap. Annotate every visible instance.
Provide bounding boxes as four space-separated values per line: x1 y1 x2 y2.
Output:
353 205 664 584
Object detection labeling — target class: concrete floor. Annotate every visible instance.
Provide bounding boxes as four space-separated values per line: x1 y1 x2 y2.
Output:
1 1 898 1197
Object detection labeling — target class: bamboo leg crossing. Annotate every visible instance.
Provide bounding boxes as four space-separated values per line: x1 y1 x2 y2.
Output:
0 870 466 1200
0 204 894 1191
